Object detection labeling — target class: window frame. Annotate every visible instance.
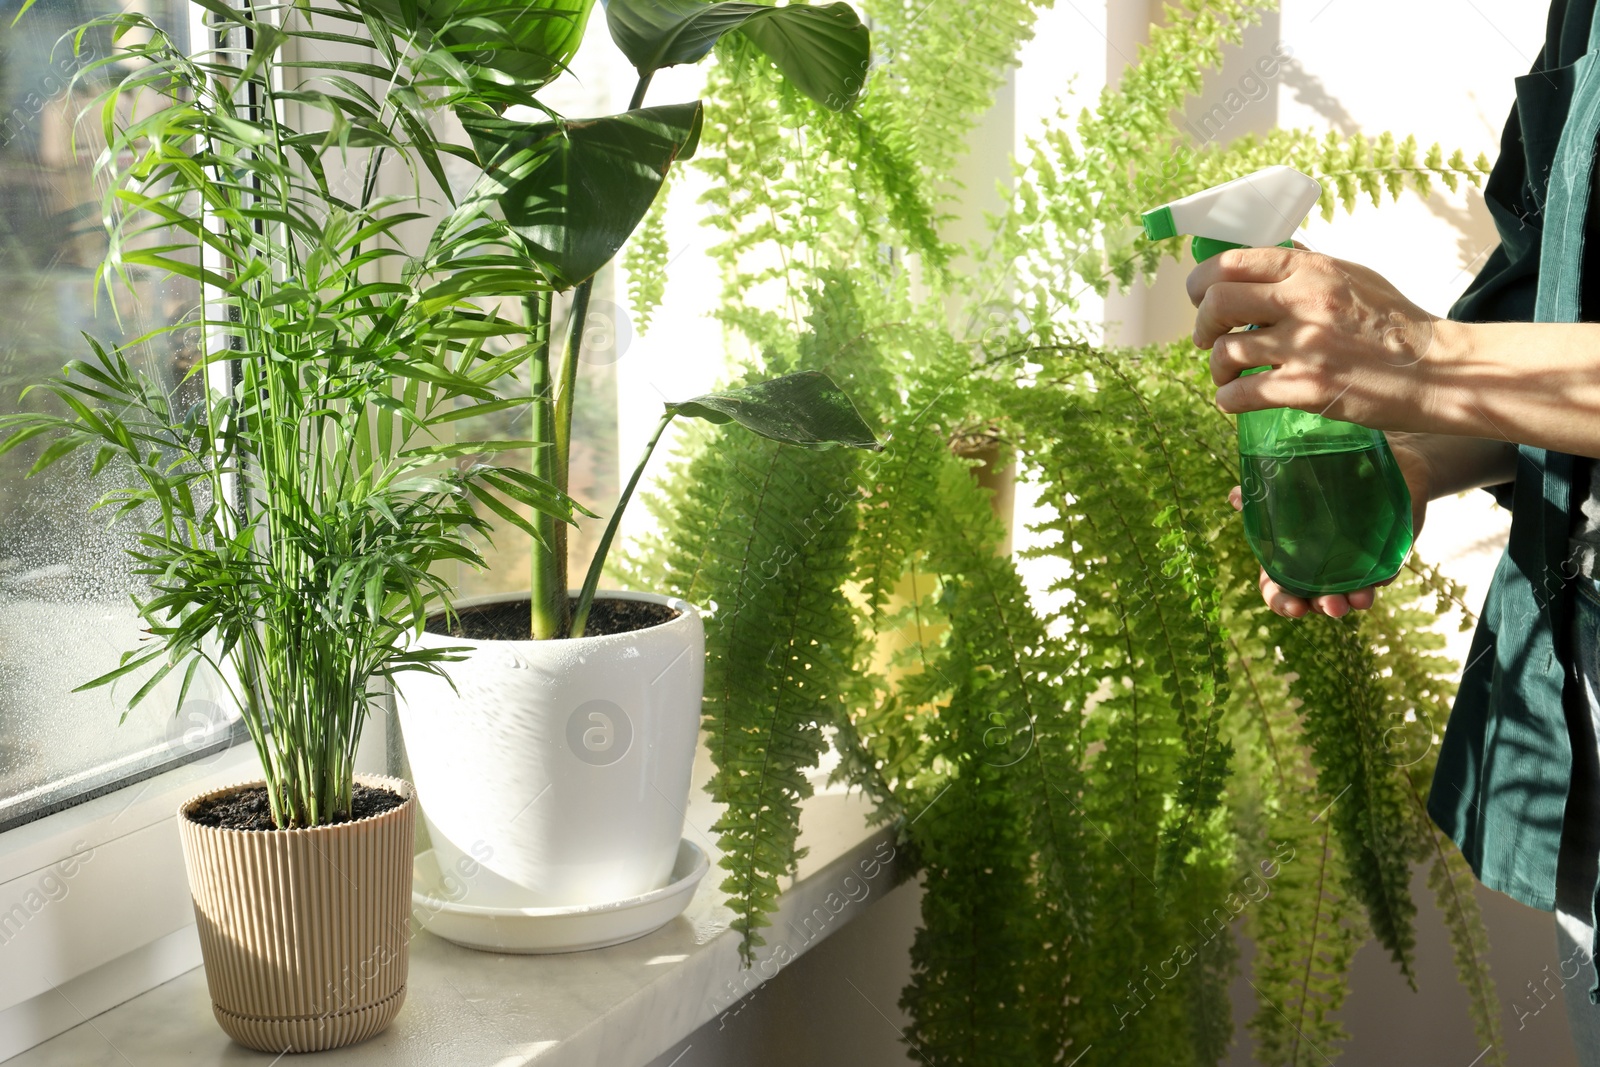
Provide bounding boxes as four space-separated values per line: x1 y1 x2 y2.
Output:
0 719 251 836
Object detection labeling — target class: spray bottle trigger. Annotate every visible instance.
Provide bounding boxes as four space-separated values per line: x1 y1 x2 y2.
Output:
1191 236 1295 263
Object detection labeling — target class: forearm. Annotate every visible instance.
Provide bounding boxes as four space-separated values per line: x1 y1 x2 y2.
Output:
1389 430 1518 501
1424 320 1600 457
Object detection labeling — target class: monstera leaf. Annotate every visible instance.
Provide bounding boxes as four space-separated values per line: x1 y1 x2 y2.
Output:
602 0 870 109
668 371 883 451
461 102 703 290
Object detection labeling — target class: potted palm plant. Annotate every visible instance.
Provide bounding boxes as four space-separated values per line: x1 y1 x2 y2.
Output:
389 0 881 918
0 0 594 1051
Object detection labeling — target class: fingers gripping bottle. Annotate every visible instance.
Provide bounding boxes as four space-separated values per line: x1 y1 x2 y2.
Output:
1141 166 1414 598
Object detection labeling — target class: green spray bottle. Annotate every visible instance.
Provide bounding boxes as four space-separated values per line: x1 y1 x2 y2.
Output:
1141 166 1413 598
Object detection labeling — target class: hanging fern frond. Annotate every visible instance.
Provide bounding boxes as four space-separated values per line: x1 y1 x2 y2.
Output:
991 346 1241 1064
1420 801 1504 1067
1199 128 1493 225
655 420 866 958
1367 552 1504 1064
900 765 1041 1067
1280 615 1423 986
1246 809 1368 1067
858 0 1049 186
1217 496 1368 1067
1088 348 1233 875
989 0 1275 318
869 393 1090 1065
623 165 673 334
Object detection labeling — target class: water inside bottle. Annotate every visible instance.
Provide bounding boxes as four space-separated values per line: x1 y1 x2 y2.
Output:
1238 443 1413 597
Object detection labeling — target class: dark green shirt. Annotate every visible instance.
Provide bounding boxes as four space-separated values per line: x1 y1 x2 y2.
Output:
1429 0 1598 913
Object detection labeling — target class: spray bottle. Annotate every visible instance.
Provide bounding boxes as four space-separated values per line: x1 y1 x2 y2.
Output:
1141 166 1413 598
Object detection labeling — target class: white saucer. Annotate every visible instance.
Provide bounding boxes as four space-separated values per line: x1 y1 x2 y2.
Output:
413 838 710 954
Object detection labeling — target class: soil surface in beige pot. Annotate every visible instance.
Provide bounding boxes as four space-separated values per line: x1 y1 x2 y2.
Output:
177 774 416 1053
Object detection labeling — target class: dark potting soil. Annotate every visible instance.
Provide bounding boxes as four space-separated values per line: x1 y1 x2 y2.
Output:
429 596 680 641
187 782 406 831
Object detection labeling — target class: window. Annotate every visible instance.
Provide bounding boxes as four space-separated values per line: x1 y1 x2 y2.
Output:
0 0 236 832
0 0 630 834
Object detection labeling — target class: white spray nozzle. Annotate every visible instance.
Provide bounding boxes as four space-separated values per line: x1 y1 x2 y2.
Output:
1141 166 1323 250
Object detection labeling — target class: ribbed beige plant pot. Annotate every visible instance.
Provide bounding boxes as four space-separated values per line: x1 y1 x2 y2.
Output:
176 774 416 1053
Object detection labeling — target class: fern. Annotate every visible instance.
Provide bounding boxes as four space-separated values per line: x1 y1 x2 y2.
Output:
970 345 1240 1063
1247 810 1368 1066
623 166 673 334
630 0 1510 1060
1085 347 1233 875
900 766 1040 1066
1421 804 1504 1066
857 378 1097 1065
1268 549 1469 990
991 2 1492 325
1371 558 1505 1064
1280 615 1424 985
1216 489 1367 1065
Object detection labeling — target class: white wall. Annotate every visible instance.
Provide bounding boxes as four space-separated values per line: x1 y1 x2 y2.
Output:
1278 0 1539 318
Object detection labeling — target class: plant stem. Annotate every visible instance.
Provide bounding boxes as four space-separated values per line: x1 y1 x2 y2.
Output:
555 70 656 641
526 290 566 640
569 411 674 639
551 281 591 601
628 72 654 112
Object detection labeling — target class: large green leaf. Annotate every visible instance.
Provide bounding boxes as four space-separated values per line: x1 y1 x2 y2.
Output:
445 0 596 94
602 0 870 109
667 371 883 450
360 0 595 98
463 102 703 290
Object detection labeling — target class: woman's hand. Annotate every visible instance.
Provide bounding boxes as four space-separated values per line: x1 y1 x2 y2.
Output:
1188 245 1600 460
1187 246 1457 433
1231 432 1434 618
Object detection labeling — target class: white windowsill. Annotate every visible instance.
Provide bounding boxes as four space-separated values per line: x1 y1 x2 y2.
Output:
0 741 258 890
4 742 909 1067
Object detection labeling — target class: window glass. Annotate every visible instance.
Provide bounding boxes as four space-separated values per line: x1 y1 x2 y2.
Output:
0 0 234 830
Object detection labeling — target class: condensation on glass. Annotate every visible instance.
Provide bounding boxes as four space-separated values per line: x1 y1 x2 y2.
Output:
0 0 235 830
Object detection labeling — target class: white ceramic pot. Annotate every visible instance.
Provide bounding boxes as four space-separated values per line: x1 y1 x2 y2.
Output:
394 590 704 907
